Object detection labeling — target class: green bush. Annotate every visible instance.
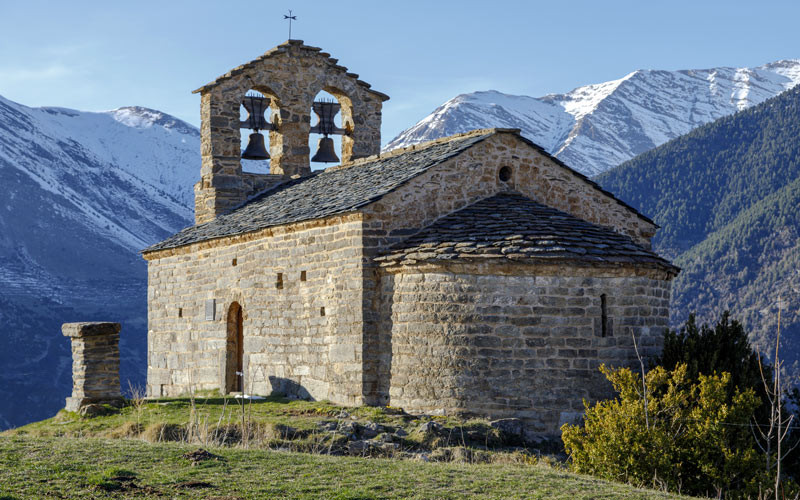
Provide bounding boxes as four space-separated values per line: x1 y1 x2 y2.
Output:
659 312 800 479
561 363 764 497
658 312 766 402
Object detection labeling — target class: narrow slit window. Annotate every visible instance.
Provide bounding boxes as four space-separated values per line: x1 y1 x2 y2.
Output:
300 270 307 282
276 272 284 290
232 258 237 266
320 306 326 317
178 307 183 318
601 294 609 337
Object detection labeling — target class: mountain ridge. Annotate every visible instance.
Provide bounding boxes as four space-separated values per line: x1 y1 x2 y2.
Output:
0 94 198 429
386 59 800 175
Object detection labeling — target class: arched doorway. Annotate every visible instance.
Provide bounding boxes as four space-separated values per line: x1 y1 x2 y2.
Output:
226 302 244 393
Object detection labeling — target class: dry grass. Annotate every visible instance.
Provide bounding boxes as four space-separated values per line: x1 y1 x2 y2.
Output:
141 422 186 443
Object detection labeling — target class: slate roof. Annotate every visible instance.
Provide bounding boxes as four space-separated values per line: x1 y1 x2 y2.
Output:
144 128 658 254
144 131 493 252
375 192 679 274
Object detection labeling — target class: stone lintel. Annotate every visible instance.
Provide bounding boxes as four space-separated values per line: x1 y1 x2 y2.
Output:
62 322 121 338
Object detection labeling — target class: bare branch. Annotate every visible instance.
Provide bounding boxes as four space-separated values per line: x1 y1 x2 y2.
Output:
631 330 650 430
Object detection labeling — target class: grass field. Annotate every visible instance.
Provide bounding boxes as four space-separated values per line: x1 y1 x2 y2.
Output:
4 395 409 441
0 435 690 499
0 396 695 499
2 395 549 457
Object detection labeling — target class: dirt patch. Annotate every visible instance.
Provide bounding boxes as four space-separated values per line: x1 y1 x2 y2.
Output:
93 475 161 495
174 480 214 489
183 448 224 465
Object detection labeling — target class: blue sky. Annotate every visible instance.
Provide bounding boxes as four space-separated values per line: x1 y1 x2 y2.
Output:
1 0 798 144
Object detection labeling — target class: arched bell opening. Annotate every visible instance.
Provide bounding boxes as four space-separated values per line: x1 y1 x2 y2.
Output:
324 87 355 163
239 88 280 173
308 89 351 169
225 302 244 394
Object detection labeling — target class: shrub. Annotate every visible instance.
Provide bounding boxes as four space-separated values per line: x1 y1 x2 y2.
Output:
658 312 766 403
659 312 800 482
561 363 763 497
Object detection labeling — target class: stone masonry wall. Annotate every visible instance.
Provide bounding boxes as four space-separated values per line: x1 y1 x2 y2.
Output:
62 322 123 412
362 131 656 250
144 214 367 405
358 130 661 406
194 41 388 224
378 264 671 436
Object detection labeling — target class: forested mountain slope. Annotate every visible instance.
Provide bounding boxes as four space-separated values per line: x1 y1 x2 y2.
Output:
597 86 800 376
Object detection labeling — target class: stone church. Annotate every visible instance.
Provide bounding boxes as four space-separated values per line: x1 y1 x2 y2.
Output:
142 40 678 434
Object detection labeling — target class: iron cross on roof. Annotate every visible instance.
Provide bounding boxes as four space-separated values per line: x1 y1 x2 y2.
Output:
284 10 297 39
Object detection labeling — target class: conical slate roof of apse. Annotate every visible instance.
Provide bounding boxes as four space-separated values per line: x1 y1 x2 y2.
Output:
375 192 679 275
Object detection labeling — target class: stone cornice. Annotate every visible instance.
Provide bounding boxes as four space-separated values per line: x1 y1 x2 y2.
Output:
378 258 677 280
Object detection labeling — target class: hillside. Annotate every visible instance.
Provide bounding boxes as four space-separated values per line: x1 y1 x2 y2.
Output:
0 397 693 499
0 95 198 429
0 436 691 499
597 85 800 373
386 59 800 175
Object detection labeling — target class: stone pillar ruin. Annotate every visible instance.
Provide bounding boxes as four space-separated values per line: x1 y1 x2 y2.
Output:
62 322 124 412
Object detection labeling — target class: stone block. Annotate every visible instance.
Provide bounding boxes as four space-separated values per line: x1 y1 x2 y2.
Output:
329 344 356 363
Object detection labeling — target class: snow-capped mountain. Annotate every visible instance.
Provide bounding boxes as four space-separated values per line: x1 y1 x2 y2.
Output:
0 94 198 429
386 60 800 175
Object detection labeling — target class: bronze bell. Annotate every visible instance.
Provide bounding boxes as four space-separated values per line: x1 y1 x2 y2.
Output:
242 132 269 161
311 136 339 163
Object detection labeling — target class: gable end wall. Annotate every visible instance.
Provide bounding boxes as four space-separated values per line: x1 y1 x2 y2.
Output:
363 133 655 250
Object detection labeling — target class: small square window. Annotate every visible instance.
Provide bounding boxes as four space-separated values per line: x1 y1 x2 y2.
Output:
232 258 237 266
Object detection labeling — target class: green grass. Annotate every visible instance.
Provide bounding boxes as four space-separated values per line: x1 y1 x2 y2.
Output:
0 435 691 499
0 398 698 498
6 395 432 437
3 396 513 454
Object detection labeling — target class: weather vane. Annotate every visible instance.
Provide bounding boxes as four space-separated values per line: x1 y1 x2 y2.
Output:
284 10 297 39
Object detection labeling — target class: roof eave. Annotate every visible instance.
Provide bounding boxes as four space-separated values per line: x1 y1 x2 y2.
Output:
376 255 680 277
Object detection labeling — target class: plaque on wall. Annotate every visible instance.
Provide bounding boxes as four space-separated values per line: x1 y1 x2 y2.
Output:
205 299 216 321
